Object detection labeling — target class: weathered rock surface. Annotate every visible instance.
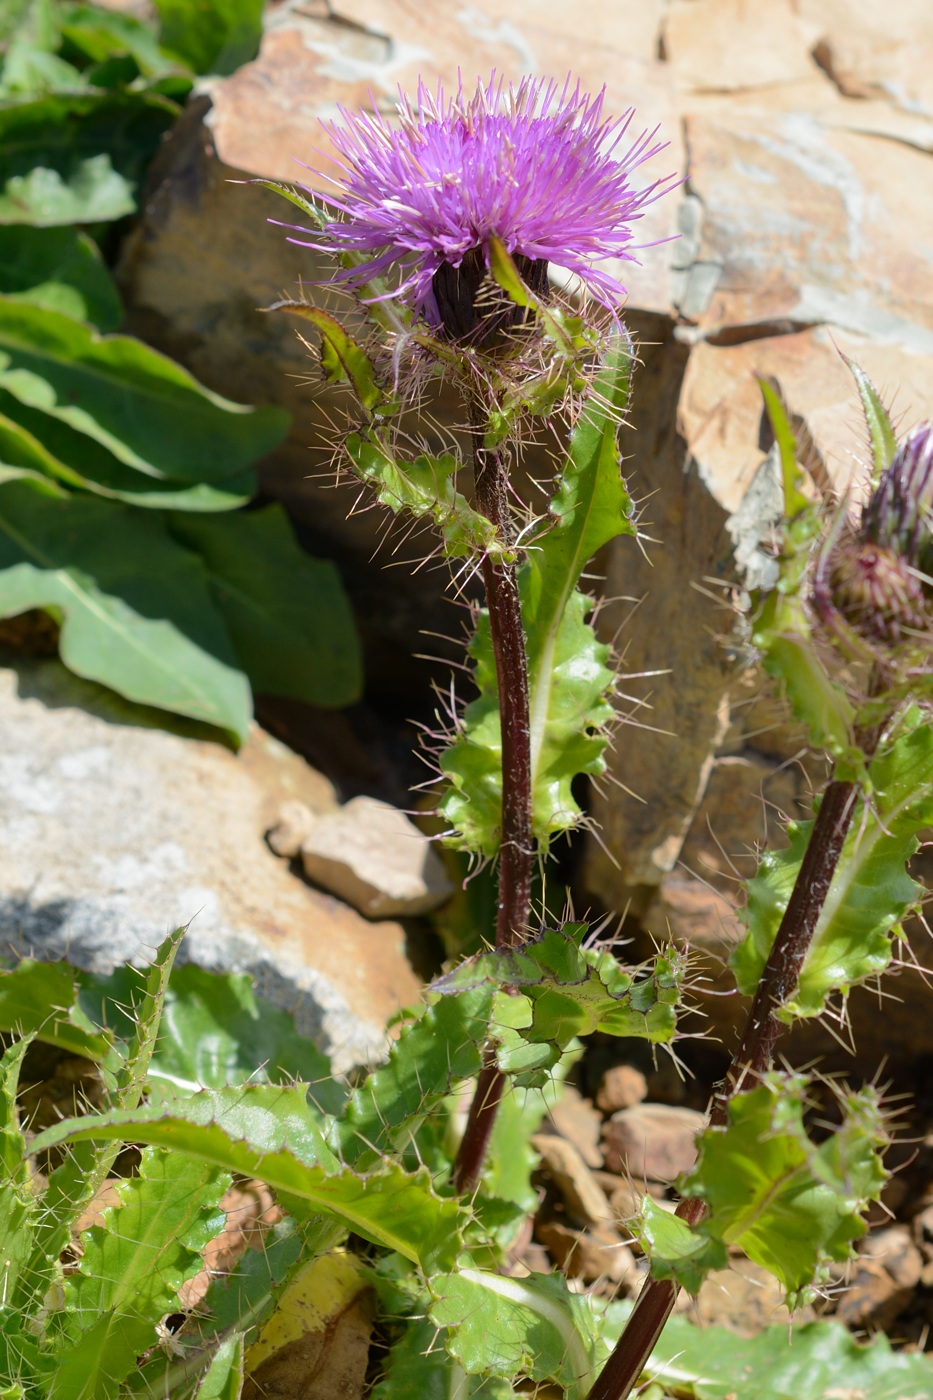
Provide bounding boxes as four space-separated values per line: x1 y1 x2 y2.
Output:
595 1065 649 1115
300 795 452 918
0 658 421 1072
602 1103 705 1183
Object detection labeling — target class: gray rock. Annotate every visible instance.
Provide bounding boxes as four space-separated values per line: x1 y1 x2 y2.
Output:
300 796 452 919
0 659 422 1072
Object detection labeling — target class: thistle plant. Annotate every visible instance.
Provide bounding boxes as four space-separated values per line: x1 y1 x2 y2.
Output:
4 73 933 1400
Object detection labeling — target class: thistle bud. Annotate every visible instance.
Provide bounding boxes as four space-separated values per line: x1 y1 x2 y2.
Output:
815 424 933 663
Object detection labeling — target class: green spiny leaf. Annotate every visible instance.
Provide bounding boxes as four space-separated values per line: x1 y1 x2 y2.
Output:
337 987 492 1165
345 433 499 557
28 1086 467 1271
439 340 633 854
372 1318 514 1399
432 927 681 1086
732 708 933 1018
428 1267 602 1400
681 1072 888 1308
758 376 811 522
265 302 387 414
51 1146 230 1395
843 357 897 484
0 1040 39 1313
599 1307 933 1400
193 1333 245 1399
632 1197 726 1297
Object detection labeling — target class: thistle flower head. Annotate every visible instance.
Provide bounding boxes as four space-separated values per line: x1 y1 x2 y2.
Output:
816 423 933 663
295 74 679 338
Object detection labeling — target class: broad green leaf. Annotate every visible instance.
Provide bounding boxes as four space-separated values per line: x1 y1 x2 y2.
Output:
168 507 362 708
372 1319 514 1399
0 91 179 224
0 298 289 482
0 958 113 1061
0 480 252 740
153 0 263 75
732 710 933 1018
0 388 254 508
142 962 344 1111
266 302 386 413
681 1073 888 1308
843 356 897 483
50 1147 230 1399
601 1306 933 1399
0 226 121 329
58 3 185 79
337 987 492 1165
440 341 633 853
429 1268 601 1400
345 434 498 558
28 1085 468 1271
194 1333 245 1399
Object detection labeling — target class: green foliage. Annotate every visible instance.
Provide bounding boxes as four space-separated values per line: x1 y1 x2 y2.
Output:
440 339 634 853
153 0 264 77
0 4 362 740
429 1267 602 1400
50 1149 230 1399
732 708 933 1018
674 1073 888 1308
842 354 897 483
0 224 121 327
434 926 681 1086
601 1307 933 1400
372 1318 514 1399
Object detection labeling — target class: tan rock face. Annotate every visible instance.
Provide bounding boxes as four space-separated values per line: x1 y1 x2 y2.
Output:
300 796 452 918
0 659 421 1072
602 1103 705 1183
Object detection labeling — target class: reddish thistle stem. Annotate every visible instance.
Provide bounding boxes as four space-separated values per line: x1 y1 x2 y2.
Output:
588 727 880 1400
452 425 534 1195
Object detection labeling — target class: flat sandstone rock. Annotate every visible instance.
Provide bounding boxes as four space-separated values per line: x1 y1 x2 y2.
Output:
300 797 452 919
0 659 421 1072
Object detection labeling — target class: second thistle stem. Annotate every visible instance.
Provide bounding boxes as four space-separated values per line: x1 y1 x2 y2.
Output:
452 421 534 1195
587 723 880 1400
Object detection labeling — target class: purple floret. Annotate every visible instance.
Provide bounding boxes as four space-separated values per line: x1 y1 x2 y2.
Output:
291 74 681 322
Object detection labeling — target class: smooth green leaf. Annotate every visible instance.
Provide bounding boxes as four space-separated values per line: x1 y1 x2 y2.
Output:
0 90 179 224
58 3 185 79
0 298 288 482
28 1085 468 1271
153 0 263 75
0 225 121 329
145 962 344 1111
0 480 253 739
733 711 933 1018
844 356 897 483
0 958 113 1061
429 1268 601 1400
0 387 254 508
681 1073 888 1307
168 507 362 708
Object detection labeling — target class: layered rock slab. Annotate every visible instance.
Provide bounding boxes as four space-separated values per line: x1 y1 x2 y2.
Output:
0 658 421 1072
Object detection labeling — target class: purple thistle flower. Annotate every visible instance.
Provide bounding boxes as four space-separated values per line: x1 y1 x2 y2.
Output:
293 74 680 332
